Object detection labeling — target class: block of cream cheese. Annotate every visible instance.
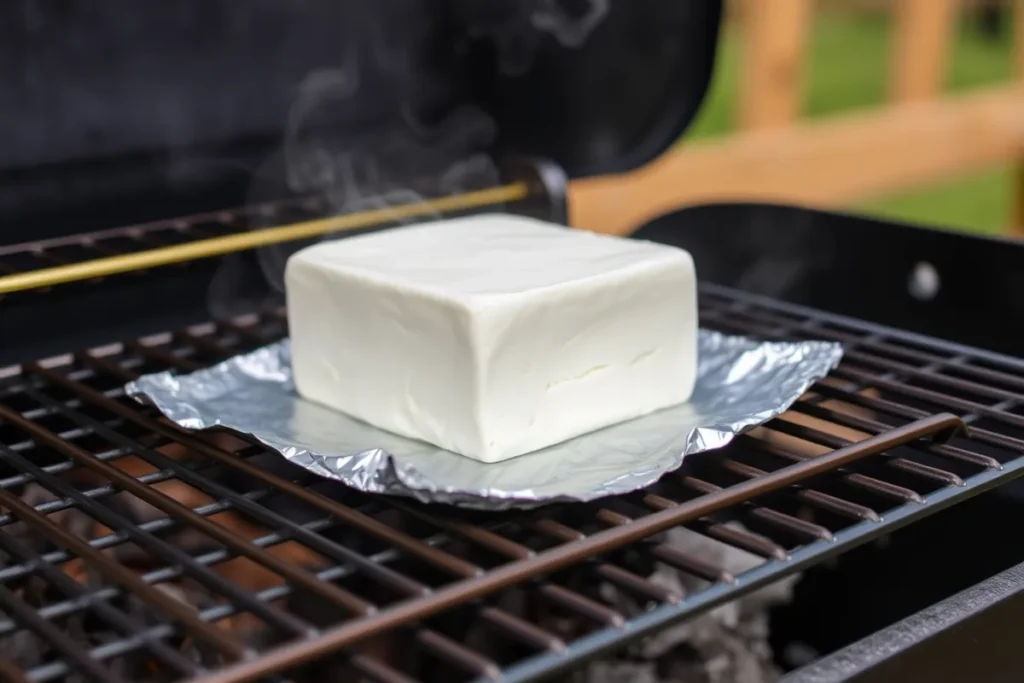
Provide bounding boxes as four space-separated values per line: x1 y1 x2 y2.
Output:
285 213 697 463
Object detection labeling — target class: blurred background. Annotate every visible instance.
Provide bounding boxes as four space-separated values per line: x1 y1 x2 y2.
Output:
571 0 1023 239
699 0 1017 234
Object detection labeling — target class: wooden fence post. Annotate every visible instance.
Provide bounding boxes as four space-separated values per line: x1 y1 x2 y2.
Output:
567 87 1024 236
567 0 1024 237
1013 0 1024 235
1016 0 1024 79
890 0 958 103
738 0 814 130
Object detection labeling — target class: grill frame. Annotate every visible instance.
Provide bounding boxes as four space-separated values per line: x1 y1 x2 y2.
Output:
1 281 1024 682
781 557 1024 683
0 158 566 369
493 284 1024 682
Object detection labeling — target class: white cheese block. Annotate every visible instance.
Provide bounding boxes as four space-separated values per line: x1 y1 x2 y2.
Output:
285 213 698 463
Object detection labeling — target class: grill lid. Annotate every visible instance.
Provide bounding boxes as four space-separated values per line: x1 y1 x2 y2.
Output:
1 0 722 242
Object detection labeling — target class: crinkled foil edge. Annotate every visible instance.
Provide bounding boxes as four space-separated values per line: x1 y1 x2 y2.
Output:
126 331 842 510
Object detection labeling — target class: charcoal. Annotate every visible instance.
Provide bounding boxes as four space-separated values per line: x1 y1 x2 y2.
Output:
0 600 48 672
0 445 794 683
0 482 228 680
580 526 796 683
586 661 660 683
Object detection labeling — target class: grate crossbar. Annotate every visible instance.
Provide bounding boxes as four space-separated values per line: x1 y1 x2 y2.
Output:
1 284 1023 682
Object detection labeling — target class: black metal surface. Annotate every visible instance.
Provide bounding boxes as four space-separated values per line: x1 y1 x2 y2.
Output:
766 490 1024 673
2 281 1024 681
6 1 1022 678
474 0 722 177
499 157 569 225
635 203 1024 357
0 0 721 244
0 158 566 367
783 560 1024 683
0 176 1021 681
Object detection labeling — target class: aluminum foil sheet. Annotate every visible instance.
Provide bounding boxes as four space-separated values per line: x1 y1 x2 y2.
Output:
126 331 842 510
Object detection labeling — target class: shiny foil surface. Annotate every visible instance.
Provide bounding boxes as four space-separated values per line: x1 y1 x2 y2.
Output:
126 331 842 509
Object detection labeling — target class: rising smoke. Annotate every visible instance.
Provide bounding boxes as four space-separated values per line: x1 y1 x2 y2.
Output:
247 68 500 297
531 0 610 48
208 0 611 317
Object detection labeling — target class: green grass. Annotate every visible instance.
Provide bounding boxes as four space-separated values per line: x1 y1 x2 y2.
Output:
685 10 1017 234
863 165 1013 235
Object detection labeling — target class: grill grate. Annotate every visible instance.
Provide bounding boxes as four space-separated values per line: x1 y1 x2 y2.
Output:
0 196 326 298
1 283 1024 682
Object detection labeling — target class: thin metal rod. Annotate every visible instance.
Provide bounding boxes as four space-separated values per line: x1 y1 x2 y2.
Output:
0 582 117 683
0 183 529 295
0 654 31 683
190 413 964 683
27 383 434 598
34 361 484 580
0 483 250 660
0 524 200 677
0 402 377 618
0 437 313 640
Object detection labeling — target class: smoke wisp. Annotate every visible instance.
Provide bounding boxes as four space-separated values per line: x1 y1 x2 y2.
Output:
208 0 610 317
531 0 610 48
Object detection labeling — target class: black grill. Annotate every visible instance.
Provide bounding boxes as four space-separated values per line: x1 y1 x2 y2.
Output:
0 278 1020 682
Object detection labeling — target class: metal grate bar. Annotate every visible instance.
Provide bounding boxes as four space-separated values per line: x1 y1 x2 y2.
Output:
741 432 926 504
0 439 312 639
763 417 962 486
0 185 526 297
0 197 320 259
0 480 250 660
22 374 576 678
0 580 118 683
34 364 486 580
186 415 962 683
19 363 590 680
0 399 378 619
3 283 1024 682
704 300 1024 393
20 381 432 601
31 378 639 668
793 399 1001 470
0 520 199 677
809 379 1024 456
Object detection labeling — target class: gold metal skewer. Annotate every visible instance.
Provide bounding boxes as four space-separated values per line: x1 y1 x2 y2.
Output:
0 183 530 296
